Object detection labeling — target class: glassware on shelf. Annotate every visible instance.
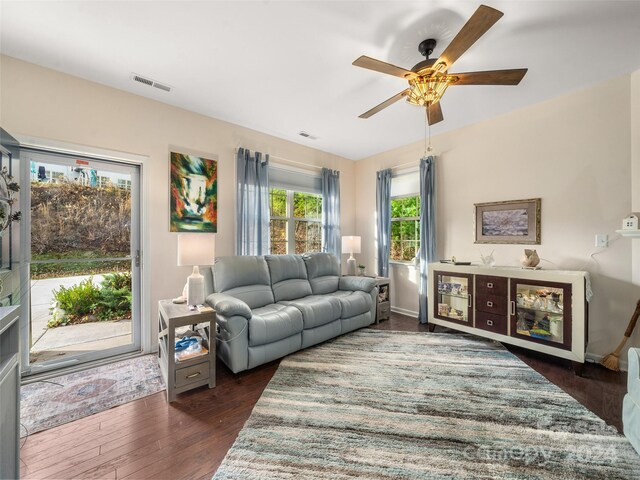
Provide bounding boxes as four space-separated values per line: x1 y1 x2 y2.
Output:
514 283 565 344
437 274 470 323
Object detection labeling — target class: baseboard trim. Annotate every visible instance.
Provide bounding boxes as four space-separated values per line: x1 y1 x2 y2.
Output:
391 306 418 318
585 352 628 372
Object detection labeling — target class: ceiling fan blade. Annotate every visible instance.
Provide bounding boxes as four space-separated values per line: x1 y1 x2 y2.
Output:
353 56 415 79
433 5 503 72
452 68 528 85
427 102 444 125
359 89 410 118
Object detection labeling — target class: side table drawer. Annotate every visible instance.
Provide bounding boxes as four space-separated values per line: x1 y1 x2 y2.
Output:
175 362 210 388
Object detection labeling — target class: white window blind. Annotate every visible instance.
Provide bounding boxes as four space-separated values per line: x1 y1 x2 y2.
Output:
391 170 419 197
270 165 321 194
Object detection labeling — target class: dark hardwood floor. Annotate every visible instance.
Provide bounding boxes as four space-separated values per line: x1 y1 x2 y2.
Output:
20 313 627 479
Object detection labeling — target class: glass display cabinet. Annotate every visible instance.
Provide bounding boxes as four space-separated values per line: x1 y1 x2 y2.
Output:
427 264 588 375
510 280 572 350
434 271 473 325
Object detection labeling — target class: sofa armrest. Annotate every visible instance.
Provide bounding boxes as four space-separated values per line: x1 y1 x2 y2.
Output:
339 276 376 293
206 293 252 319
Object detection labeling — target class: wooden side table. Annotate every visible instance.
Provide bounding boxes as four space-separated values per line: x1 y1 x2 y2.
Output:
158 300 216 402
375 277 391 323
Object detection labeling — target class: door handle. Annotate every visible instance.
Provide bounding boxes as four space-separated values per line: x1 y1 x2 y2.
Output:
487 320 494 326
468 294 472 307
487 301 493 308
487 282 493 289
510 301 516 315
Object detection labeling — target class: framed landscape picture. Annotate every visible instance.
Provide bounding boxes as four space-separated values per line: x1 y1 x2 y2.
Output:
474 198 540 244
170 152 217 232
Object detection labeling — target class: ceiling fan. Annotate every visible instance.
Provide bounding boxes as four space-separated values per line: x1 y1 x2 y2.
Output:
353 4 528 125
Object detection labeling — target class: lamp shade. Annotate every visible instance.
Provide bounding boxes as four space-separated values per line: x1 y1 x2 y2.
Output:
341 236 361 255
177 234 215 266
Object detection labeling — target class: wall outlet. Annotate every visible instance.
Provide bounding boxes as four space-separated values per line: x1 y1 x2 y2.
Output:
595 234 609 248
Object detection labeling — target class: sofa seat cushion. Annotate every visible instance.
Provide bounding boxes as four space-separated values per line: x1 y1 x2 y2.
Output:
280 295 341 329
327 290 372 318
248 304 303 347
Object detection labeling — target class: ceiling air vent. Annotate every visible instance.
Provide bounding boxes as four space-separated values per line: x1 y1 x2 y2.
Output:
298 131 317 140
131 73 172 92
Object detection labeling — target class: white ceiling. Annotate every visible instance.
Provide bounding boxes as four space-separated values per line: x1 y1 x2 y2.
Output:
2 1 640 160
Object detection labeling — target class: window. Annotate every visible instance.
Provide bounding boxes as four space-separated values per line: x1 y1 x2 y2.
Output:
117 178 132 190
269 188 322 255
390 195 420 262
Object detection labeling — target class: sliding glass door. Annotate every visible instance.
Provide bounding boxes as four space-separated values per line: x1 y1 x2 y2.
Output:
22 150 141 375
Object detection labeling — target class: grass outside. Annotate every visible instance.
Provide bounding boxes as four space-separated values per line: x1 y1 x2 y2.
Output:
31 251 130 280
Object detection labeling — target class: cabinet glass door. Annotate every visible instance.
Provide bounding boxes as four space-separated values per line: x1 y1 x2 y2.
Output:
510 279 572 350
434 271 473 324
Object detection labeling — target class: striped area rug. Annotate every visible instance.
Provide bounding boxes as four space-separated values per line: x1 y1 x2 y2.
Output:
213 330 640 479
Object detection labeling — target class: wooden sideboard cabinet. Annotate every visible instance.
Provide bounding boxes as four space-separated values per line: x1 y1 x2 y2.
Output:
427 264 588 374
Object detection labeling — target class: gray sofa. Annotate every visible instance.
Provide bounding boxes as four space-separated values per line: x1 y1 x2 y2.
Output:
203 253 378 373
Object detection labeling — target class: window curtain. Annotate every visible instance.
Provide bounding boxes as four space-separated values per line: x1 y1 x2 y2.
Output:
376 168 392 277
321 168 341 258
236 148 270 256
418 156 436 324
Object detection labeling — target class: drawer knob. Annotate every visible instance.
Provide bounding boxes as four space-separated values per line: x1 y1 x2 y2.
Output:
186 372 201 379
487 320 494 326
486 301 493 307
487 282 494 289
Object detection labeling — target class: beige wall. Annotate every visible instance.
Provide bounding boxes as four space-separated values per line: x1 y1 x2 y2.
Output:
0 55 356 350
3 53 639 363
355 74 640 361
631 70 640 289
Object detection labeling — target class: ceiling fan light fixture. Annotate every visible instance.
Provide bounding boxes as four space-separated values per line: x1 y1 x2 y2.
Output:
406 74 456 107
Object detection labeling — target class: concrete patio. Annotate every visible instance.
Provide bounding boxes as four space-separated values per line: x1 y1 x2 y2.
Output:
30 274 132 364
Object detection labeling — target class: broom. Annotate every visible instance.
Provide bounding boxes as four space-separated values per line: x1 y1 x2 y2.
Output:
601 299 640 371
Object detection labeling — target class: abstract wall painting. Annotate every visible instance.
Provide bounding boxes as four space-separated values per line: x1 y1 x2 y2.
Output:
170 152 217 232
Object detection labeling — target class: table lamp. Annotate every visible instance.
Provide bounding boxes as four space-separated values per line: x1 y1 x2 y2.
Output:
177 233 215 306
342 235 361 276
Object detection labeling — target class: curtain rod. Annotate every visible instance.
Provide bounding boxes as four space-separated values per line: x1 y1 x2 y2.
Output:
234 148 324 171
271 155 324 171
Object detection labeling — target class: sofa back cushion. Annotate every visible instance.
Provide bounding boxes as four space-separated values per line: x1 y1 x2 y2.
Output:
265 255 313 302
213 256 274 309
303 253 340 294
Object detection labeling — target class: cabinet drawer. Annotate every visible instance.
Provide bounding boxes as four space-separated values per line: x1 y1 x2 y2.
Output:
377 302 390 320
476 312 508 335
475 275 508 297
476 294 508 316
175 362 210 388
